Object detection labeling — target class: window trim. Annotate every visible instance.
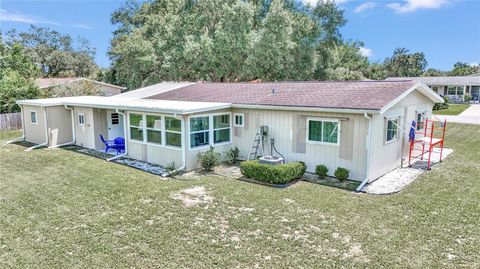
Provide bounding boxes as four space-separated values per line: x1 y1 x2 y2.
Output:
306 117 341 146
385 117 400 144
233 113 244 127
30 110 38 125
145 115 162 145
78 113 85 126
164 116 182 148
188 112 232 150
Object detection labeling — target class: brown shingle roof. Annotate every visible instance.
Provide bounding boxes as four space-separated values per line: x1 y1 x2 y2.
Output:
146 80 417 111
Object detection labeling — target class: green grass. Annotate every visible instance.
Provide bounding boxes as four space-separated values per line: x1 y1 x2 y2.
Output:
1 123 479 268
433 103 471 115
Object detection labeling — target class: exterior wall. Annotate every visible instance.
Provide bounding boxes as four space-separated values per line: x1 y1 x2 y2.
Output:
22 105 46 144
74 107 96 149
46 106 73 146
93 109 108 149
227 108 369 181
127 141 183 168
368 90 434 181
98 84 122 96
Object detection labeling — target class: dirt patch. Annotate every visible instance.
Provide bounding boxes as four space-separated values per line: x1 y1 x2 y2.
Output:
171 186 213 207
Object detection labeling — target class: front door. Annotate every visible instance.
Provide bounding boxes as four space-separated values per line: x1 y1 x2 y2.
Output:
107 111 124 139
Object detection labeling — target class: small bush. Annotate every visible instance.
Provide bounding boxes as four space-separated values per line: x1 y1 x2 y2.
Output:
298 161 307 175
464 94 472 103
240 161 305 184
165 161 177 176
223 146 241 165
315 164 329 179
197 146 220 172
433 96 449 111
334 167 349 181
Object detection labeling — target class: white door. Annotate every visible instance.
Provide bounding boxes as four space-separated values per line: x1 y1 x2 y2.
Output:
107 111 124 139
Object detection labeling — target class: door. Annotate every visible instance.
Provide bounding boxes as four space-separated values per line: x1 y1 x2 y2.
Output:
107 111 124 139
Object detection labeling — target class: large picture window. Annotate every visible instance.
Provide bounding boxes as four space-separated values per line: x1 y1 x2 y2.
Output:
146 115 162 144
307 118 340 145
129 113 144 141
386 118 399 143
190 116 209 148
213 114 230 144
165 116 182 147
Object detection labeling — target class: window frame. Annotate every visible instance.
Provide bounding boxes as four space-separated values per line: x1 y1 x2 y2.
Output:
233 113 244 127
127 112 183 150
385 117 399 144
145 115 162 145
188 112 232 150
30 110 38 125
78 113 85 126
306 117 341 146
213 114 231 144
129 113 145 142
415 111 427 131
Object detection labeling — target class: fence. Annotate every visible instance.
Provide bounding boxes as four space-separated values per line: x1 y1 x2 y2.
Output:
0 112 22 131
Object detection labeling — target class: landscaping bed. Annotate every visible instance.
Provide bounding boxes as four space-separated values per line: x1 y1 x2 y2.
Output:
239 160 305 186
302 173 360 191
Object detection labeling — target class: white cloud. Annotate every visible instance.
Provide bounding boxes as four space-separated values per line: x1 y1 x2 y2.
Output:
469 62 479 67
354 2 377 13
387 0 450 13
72 24 93 30
359 47 373 57
0 9 59 25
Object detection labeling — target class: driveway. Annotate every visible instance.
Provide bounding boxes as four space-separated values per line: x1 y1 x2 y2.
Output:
434 104 480 125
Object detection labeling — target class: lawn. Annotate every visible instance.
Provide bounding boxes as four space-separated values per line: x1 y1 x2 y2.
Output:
433 103 471 115
1 123 479 268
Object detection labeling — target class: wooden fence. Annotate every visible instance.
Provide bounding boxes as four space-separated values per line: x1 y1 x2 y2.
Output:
0 112 22 131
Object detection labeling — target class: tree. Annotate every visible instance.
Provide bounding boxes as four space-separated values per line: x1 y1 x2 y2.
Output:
108 0 347 87
364 62 387 80
5 25 98 78
383 48 427 77
449 62 480 76
423 68 447 77
0 40 40 113
323 41 368 80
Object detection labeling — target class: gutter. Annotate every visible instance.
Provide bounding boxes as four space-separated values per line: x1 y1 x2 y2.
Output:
106 109 128 161
4 105 26 145
49 105 76 148
26 106 49 151
356 112 373 192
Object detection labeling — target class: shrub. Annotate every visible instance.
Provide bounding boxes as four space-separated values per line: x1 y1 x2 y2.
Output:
334 167 349 181
315 164 329 179
197 146 220 172
464 94 472 103
165 161 177 175
223 146 241 165
433 96 449 111
240 161 305 184
298 161 307 175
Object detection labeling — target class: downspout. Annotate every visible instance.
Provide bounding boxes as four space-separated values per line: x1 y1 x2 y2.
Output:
356 112 373 192
174 114 186 174
26 106 49 151
48 105 76 148
107 109 128 161
4 105 26 145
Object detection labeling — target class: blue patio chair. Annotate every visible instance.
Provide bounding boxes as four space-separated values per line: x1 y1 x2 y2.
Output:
100 134 116 154
113 137 125 154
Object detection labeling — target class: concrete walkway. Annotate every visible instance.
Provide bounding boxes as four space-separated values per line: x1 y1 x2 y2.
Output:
364 148 453 195
434 104 480 125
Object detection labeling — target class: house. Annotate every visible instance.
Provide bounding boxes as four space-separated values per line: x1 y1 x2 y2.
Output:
16 80 443 183
35 77 126 97
387 75 480 102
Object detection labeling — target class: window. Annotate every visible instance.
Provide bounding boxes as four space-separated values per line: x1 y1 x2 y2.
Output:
234 113 244 127
129 113 144 141
146 115 162 144
111 113 119 125
30 111 37 124
190 116 209 148
213 114 230 144
457 86 464 95
78 113 85 126
165 116 182 147
416 111 426 131
386 118 399 143
307 118 340 145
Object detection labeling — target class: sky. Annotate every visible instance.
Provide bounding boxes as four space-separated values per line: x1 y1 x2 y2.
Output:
1 0 479 71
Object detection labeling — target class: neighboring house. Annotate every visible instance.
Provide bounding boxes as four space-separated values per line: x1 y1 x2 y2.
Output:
35 78 126 97
16 80 443 183
387 75 480 102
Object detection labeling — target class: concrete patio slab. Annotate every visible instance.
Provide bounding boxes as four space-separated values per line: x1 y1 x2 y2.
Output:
364 148 453 195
